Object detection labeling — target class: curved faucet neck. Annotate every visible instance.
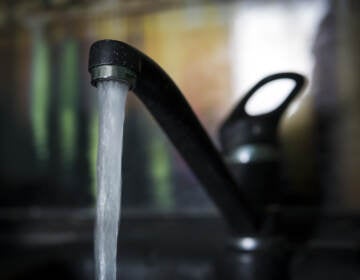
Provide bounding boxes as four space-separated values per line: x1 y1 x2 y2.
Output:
89 40 261 233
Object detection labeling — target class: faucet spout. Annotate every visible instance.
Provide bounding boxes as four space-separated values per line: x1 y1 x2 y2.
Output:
88 39 259 233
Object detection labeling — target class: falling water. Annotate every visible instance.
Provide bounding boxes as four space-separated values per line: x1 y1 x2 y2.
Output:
95 80 129 280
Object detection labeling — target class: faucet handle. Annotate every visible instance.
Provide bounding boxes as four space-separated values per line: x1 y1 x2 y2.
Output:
218 72 307 212
219 72 306 154
235 72 305 119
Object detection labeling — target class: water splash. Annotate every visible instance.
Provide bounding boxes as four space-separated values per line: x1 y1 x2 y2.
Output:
95 80 128 280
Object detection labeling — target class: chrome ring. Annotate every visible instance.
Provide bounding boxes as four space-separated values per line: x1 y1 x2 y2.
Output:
90 65 137 89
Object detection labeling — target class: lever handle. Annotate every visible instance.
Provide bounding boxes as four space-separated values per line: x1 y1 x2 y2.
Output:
218 73 307 214
220 72 306 152
226 72 305 124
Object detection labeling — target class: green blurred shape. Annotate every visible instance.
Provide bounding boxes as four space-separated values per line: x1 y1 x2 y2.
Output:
149 134 174 210
31 32 50 160
59 39 78 167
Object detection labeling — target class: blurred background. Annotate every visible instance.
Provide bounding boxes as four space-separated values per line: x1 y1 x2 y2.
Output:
0 0 359 279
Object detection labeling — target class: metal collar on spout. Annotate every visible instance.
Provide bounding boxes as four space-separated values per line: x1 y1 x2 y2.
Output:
90 65 137 89
88 40 260 233
89 40 139 88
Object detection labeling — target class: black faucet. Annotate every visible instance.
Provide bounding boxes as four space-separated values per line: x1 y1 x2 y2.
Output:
88 40 307 280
